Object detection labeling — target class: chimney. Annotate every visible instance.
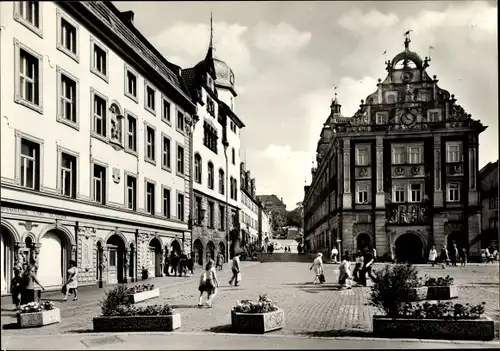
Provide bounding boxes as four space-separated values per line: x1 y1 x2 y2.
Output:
281 197 283 203
121 10 135 23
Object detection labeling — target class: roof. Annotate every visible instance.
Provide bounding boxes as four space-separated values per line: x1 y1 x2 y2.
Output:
76 1 194 109
219 101 245 128
479 160 498 178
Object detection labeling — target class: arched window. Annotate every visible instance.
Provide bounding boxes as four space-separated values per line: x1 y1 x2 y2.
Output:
207 162 214 189
229 176 234 199
194 154 202 183
219 169 225 195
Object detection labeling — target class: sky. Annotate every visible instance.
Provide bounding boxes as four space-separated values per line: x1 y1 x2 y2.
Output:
115 1 498 210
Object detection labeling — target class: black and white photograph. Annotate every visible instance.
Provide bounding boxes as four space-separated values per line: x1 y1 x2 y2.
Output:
0 0 498 349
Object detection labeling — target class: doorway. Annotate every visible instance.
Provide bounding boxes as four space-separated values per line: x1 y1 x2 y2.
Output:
395 233 424 264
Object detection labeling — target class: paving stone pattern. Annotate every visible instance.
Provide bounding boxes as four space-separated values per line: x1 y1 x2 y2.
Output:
1 261 498 338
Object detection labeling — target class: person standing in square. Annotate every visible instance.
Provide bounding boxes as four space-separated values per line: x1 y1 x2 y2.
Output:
229 252 241 286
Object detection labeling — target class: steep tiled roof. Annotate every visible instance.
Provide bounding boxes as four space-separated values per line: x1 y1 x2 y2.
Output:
78 1 193 105
181 68 197 93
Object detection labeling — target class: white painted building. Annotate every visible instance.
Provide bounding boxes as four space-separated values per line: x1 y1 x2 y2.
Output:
260 207 272 243
181 41 245 265
0 1 195 294
239 163 260 245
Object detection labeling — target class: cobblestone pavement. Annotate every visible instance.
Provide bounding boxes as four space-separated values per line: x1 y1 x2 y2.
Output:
1 261 498 339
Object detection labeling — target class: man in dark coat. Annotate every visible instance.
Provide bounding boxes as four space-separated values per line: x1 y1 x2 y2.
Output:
362 249 377 286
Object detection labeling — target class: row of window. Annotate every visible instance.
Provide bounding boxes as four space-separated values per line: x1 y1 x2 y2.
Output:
194 196 226 230
241 192 258 214
240 211 257 230
374 109 441 125
19 137 185 219
194 154 239 197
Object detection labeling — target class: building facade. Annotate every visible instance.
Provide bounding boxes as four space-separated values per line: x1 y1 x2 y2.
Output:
0 1 195 294
303 37 486 263
479 161 498 251
256 194 287 236
239 163 260 246
181 37 245 266
258 205 272 246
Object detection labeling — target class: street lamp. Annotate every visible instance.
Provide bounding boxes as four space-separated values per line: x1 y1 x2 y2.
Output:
188 114 200 255
337 239 342 262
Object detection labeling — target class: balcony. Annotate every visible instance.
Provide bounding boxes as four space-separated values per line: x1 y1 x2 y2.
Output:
386 203 429 225
446 163 464 176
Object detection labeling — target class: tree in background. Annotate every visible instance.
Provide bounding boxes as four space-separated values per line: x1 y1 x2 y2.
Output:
286 202 304 228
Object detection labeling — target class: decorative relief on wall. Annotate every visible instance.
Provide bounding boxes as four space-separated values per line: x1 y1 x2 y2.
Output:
109 104 124 150
353 223 372 236
112 168 121 184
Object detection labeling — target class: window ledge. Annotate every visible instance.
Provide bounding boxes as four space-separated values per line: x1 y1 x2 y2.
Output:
14 95 43 114
124 148 138 158
125 91 138 104
176 172 186 179
56 43 79 63
161 165 172 173
14 15 43 38
90 68 109 83
145 106 156 117
161 117 172 126
91 132 109 144
56 115 79 131
145 158 157 167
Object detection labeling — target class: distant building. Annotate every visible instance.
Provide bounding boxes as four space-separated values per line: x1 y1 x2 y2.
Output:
239 162 260 246
258 205 271 245
479 161 498 250
256 194 287 234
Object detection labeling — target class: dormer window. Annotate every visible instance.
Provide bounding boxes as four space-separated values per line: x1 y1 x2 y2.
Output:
206 74 214 90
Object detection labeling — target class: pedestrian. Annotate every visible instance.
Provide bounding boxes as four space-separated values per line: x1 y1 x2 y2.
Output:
229 252 241 286
310 253 324 285
428 246 438 267
450 244 459 267
21 265 44 305
459 247 467 267
440 246 449 268
352 251 364 282
171 252 180 276
187 252 195 275
10 268 24 310
198 260 219 308
216 252 224 271
62 260 78 301
338 254 352 289
361 249 377 286
330 246 339 263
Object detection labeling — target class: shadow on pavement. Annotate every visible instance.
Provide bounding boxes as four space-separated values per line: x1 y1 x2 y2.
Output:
64 328 95 334
205 324 237 334
170 304 202 309
299 329 372 338
2 322 20 330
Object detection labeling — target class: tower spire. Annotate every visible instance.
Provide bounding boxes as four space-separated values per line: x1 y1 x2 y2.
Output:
205 12 215 60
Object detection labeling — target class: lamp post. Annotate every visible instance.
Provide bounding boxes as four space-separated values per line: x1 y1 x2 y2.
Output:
223 142 230 263
188 114 199 256
337 239 342 262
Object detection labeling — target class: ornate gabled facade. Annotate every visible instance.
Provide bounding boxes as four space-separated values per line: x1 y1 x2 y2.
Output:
303 36 487 263
181 16 245 266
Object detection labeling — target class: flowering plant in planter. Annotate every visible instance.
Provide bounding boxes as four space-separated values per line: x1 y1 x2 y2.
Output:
108 303 174 316
17 301 55 314
423 275 454 287
399 301 486 319
126 284 155 294
232 294 278 314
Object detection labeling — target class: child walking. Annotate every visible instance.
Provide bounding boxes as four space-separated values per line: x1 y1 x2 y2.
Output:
198 260 219 308
10 269 24 309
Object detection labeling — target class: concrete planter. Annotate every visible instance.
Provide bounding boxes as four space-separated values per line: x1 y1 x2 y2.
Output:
231 309 285 334
93 312 181 332
426 285 458 300
373 315 495 341
404 287 428 301
125 288 160 304
17 308 61 328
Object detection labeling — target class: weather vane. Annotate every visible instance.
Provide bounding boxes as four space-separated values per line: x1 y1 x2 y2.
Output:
404 30 413 50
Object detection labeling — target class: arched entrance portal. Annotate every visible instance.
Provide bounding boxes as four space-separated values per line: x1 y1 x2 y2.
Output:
206 241 215 263
1 226 16 294
356 233 371 252
193 239 203 266
395 233 424 264
38 230 71 288
218 242 226 262
171 240 181 256
106 234 125 285
149 238 162 278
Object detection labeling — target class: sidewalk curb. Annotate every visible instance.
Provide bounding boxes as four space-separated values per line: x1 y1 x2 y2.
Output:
3 330 498 345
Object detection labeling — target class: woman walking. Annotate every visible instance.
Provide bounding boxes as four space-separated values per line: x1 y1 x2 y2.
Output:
21 265 45 305
459 247 467 267
62 260 78 301
440 246 449 269
198 260 219 308
428 246 438 267
338 254 352 289
310 253 324 284
352 251 364 282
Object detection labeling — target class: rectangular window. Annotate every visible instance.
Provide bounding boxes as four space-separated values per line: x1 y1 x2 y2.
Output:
93 93 107 137
145 126 155 162
489 197 498 210
163 188 171 218
409 183 423 203
419 89 430 102
146 182 155 215
60 17 76 55
162 136 171 170
446 142 462 163
232 147 235 165
60 74 77 123
126 175 136 211
162 99 171 123
19 49 40 106
220 205 225 230
92 43 107 77
16 1 40 29
146 84 155 113
177 111 184 132
177 145 184 175
408 146 422 164
356 183 370 204
376 113 386 125
489 218 497 229
203 121 218 153
20 138 40 190
428 111 439 122
356 146 369 166
177 193 185 221
392 145 405 164
387 93 396 104
60 153 76 198
195 196 202 223
208 164 214 189
393 184 405 203
126 114 137 152
126 70 137 98
208 201 214 228
447 182 460 202
92 164 106 204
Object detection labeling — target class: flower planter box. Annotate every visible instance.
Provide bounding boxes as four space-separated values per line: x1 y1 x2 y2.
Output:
17 308 61 328
426 285 458 300
403 287 428 301
93 312 181 332
125 288 160 304
373 315 495 341
231 309 285 334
